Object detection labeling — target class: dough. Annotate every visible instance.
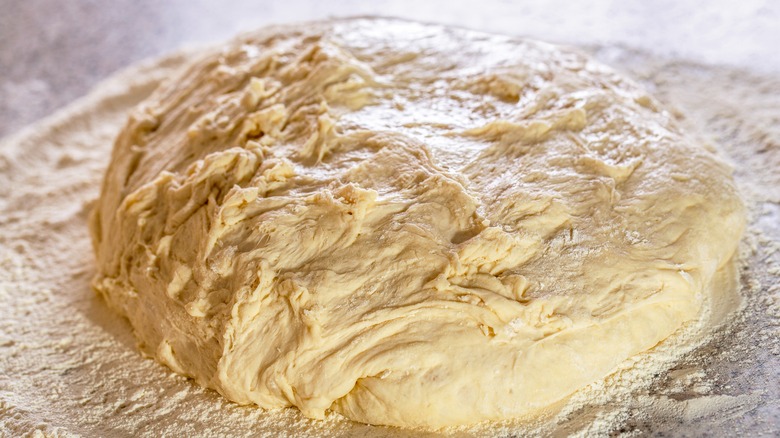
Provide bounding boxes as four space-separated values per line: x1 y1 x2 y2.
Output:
89 18 745 428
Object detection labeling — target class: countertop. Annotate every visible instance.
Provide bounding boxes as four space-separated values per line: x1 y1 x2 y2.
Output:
1 1 778 437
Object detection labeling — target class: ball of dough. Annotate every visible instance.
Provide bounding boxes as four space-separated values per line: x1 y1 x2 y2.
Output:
90 18 744 428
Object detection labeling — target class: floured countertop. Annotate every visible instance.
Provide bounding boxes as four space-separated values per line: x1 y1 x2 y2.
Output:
1 7 779 438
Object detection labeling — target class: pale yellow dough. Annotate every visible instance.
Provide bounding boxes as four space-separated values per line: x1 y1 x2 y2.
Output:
90 18 745 428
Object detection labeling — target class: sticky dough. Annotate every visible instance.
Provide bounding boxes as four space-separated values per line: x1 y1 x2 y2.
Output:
89 18 745 428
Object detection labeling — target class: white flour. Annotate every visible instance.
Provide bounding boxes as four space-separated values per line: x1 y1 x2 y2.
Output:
1 37 778 437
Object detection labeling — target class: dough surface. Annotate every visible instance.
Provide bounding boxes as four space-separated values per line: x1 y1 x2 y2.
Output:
89 18 745 428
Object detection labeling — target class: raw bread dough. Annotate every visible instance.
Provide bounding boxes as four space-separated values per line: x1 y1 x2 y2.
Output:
89 18 745 428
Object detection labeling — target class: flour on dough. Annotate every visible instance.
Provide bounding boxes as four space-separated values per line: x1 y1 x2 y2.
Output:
89 18 745 428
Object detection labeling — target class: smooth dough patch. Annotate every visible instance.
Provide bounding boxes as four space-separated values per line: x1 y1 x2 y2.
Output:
89 18 745 428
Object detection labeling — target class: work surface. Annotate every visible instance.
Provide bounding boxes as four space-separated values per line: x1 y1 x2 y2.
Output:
0 1 778 436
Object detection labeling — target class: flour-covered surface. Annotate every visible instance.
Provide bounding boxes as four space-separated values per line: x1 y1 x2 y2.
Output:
1 29 778 438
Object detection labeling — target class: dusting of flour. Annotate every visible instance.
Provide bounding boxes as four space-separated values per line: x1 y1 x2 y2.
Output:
1 29 778 437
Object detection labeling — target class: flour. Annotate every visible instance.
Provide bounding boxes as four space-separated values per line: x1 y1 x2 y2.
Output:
1 23 778 437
